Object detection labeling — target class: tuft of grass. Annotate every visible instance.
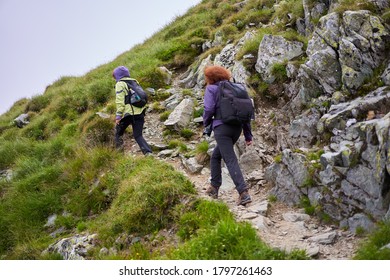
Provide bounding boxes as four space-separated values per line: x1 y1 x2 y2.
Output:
159 111 171 122
168 139 188 153
271 0 304 30
92 158 196 245
25 94 51 113
270 62 288 83
80 114 115 148
332 0 377 14
195 140 209 155
382 9 390 25
180 128 194 140
237 27 273 60
274 154 282 163
354 220 390 260
300 196 316 216
172 199 307 260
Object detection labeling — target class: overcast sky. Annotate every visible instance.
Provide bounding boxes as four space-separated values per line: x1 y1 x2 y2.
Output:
0 0 200 115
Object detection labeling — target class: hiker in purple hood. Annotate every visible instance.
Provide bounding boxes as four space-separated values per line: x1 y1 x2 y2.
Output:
203 65 253 206
112 66 152 155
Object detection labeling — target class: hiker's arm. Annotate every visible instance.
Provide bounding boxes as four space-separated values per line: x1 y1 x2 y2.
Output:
242 122 253 144
115 82 126 123
203 86 216 127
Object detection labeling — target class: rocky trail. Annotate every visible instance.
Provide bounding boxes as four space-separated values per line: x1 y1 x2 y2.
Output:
123 105 364 260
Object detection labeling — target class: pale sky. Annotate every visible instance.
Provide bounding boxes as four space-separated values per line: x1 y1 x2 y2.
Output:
0 0 200 115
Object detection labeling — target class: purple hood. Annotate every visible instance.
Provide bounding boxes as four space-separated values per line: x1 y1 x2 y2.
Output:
113 66 130 82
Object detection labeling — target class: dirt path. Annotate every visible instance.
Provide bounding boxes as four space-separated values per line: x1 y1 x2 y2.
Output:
165 156 361 260
125 107 363 260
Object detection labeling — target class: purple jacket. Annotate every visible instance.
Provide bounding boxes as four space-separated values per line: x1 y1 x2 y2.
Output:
203 81 253 142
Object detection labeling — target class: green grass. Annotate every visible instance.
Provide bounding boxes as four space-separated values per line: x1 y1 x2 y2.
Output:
332 0 377 14
91 158 196 246
354 220 390 260
170 200 308 260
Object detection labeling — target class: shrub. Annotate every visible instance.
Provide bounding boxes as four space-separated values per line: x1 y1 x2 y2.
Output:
20 114 49 141
244 8 273 26
81 115 115 148
87 79 114 107
180 128 194 140
25 94 50 113
138 67 167 89
0 139 31 169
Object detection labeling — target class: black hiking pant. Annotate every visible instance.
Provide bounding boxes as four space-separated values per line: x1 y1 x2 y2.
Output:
115 113 152 154
210 124 247 194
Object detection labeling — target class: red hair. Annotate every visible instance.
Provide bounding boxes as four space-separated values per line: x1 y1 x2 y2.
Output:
204 65 231 85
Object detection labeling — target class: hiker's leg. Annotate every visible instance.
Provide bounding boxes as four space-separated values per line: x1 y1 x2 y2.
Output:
132 113 152 154
213 124 247 194
210 145 222 188
115 116 132 151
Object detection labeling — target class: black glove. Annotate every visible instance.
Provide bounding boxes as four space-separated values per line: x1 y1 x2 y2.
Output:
203 125 212 136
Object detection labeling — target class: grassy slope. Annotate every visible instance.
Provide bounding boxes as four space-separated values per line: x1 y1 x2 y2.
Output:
0 0 389 259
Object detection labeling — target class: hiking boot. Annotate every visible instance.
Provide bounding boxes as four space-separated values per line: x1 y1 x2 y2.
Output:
206 185 219 199
238 190 252 206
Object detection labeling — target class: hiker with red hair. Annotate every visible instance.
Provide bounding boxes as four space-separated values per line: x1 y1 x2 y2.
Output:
202 65 253 206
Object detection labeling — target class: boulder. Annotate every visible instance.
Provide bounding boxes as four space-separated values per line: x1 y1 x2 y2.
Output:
164 98 194 131
255 35 304 83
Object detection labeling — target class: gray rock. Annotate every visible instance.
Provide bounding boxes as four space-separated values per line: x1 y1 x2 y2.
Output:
380 243 390 250
178 55 213 89
0 169 13 181
289 109 320 148
251 215 271 231
241 212 258 220
231 61 250 84
348 213 376 233
382 61 390 86
157 149 176 158
248 200 269 216
43 234 98 260
305 245 320 258
283 212 311 222
96 112 110 119
158 66 173 85
308 231 337 244
302 46 342 94
265 162 304 206
239 148 263 176
14 113 29 128
317 87 390 134
44 214 57 228
164 98 194 131
214 43 236 68
255 35 304 83
181 156 203 174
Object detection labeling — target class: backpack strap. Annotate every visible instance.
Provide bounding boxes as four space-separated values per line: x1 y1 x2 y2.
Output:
214 81 224 121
